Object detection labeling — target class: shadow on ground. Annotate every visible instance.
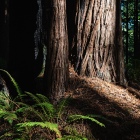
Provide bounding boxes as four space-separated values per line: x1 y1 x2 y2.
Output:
67 75 140 140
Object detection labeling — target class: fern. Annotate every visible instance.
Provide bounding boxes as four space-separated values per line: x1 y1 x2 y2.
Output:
57 135 88 140
15 103 45 121
56 97 70 119
0 132 13 139
0 92 10 109
36 93 50 103
68 115 105 127
16 121 62 138
0 110 17 125
0 90 9 99
33 102 55 119
24 91 41 104
0 90 19 126
24 92 55 120
87 114 112 123
0 71 105 139
0 69 22 96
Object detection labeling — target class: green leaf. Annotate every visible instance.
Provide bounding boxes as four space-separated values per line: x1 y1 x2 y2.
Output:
57 135 88 140
33 102 55 119
36 93 50 103
0 110 17 125
16 121 61 138
0 69 22 96
0 132 13 139
24 91 41 104
68 115 105 127
56 98 69 119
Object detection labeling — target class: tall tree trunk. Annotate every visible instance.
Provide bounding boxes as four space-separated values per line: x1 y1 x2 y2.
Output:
125 0 129 65
133 0 140 79
116 0 126 85
70 0 126 85
134 0 139 59
44 0 69 103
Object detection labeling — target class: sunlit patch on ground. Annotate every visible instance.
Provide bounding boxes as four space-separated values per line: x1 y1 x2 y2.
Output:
66 66 140 139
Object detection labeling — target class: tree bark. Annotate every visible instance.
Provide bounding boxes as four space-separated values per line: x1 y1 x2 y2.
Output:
44 0 69 103
70 0 126 85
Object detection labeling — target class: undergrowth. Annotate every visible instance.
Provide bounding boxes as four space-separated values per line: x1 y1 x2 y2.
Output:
0 69 105 140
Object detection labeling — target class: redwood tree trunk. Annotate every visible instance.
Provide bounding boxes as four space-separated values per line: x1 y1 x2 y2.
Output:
44 0 69 103
71 0 126 85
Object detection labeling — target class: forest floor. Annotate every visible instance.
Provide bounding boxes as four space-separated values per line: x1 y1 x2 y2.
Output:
1 66 140 140
64 67 140 140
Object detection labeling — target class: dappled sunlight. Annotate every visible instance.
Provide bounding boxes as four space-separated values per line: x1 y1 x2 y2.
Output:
85 77 140 119
68 67 140 120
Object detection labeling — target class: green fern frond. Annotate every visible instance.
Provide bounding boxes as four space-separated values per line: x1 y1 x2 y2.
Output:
0 132 13 139
15 104 45 121
0 105 6 110
57 135 88 140
15 101 29 108
36 93 50 103
68 115 105 127
56 97 70 119
24 92 55 120
87 114 112 123
0 69 22 96
0 110 17 125
0 97 10 109
24 91 41 104
63 125 79 136
13 93 26 102
16 121 61 138
33 102 55 119
15 106 29 114
26 107 45 121
0 91 10 106
0 90 9 99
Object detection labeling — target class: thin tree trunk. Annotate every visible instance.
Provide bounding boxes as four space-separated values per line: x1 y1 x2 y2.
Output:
70 0 126 85
116 0 126 85
126 0 129 65
44 0 69 103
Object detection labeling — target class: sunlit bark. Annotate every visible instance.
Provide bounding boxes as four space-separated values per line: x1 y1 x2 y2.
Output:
70 0 126 85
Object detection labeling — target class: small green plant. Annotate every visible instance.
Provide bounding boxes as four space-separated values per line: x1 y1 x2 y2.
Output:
0 69 22 96
57 135 88 140
0 70 105 140
0 89 19 126
68 115 105 127
16 121 61 138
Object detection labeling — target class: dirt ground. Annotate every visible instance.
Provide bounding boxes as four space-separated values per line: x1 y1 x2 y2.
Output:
1 67 140 140
65 67 140 140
